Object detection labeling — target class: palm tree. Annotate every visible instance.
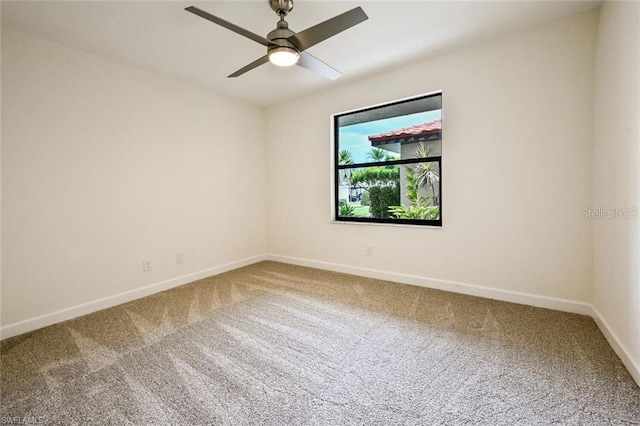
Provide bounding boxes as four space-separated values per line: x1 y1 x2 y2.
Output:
338 149 354 185
413 143 440 205
367 148 387 162
338 149 354 166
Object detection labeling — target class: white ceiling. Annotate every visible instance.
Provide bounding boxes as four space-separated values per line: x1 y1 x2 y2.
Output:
1 0 600 107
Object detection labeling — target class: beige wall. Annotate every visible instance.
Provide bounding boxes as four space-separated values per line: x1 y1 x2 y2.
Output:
0 14 3 330
266 11 598 302
1 29 267 326
592 0 640 380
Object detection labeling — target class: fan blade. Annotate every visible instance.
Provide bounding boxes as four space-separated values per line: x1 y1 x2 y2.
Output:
288 7 368 52
297 52 341 80
228 55 270 78
185 6 275 47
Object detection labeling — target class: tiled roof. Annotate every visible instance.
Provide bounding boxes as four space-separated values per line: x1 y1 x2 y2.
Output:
368 119 442 142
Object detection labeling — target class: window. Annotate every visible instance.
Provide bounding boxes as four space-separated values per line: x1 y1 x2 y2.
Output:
333 92 442 226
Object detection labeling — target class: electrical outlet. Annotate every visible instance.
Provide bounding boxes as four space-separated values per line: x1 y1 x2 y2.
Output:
143 259 152 272
176 252 184 264
365 246 373 256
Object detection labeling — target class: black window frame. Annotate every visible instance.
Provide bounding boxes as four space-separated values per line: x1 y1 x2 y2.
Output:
333 92 443 227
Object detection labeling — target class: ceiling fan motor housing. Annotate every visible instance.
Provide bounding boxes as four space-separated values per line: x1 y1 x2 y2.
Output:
267 21 299 53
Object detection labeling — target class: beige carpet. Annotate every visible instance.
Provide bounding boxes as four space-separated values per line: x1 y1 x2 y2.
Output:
1 261 639 425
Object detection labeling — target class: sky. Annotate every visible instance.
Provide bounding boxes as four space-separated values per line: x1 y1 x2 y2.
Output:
338 110 442 164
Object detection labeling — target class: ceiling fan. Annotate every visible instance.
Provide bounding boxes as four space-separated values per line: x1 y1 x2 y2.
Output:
185 0 368 80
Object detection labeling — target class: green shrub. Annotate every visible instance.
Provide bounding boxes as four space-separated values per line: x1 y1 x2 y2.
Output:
389 204 439 220
351 166 400 186
360 191 371 206
388 165 439 220
369 184 400 218
339 203 356 217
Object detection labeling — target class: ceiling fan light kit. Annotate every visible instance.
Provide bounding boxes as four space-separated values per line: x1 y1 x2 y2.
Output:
268 47 299 67
185 0 368 79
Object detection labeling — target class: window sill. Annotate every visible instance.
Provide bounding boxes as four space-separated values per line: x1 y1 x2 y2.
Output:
330 220 443 230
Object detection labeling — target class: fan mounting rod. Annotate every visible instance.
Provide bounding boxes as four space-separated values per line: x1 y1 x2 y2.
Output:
269 0 294 18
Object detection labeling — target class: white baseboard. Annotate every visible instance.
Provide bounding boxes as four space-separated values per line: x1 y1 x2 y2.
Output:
0 254 268 340
590 306 640 386
267 255 593 315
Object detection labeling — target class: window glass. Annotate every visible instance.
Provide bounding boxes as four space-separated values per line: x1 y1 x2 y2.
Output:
334 93 442 226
